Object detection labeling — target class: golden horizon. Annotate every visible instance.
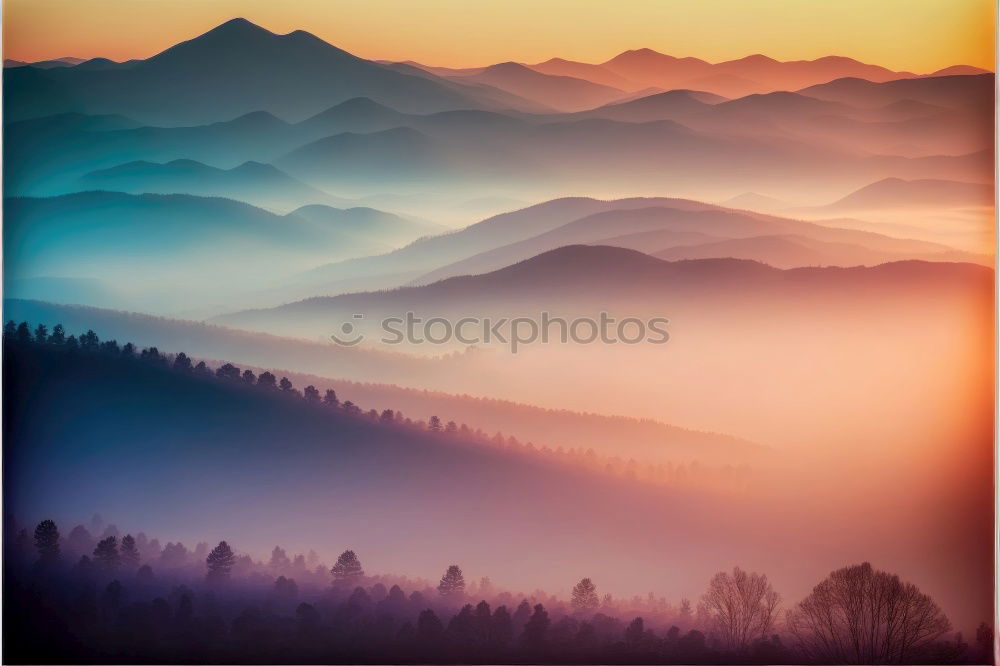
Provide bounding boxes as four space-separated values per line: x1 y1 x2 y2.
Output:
4 0 995 74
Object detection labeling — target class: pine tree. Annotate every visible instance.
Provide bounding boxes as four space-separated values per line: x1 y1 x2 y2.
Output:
304 385 320 403
258 372 277 389
323 389 339 407
330 550 364 583
216 363 241 380
93 536 120 570
429 415 442 431
3 320 16 338
16 321 31 344
34 519 60 563
522 604 551 648
270 545 291 570
33 323 48 344
120 534 140 568
438 564 466 597
241 369 257 385
173 352 193 372
206 541 235 581
571 577 600 612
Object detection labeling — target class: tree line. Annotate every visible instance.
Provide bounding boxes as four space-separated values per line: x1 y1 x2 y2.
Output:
4 320 745 489
8 517 990 665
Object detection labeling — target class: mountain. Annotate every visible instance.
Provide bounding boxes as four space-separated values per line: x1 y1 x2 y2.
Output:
1 337 819 614
450 61 628 111
77 159 346 212
289 198 714 293
3 191 437 312
276 126 452 184
526 57 639 90
818 177 995 211
570 89 726 122
595 49 929 97
4 56 86 69
798 73 994 110
287 204 444 246
720 192 788 211
4 18 509 124
408 201 979 284
2 298 756 465
215 244 993 338
650 233 936 268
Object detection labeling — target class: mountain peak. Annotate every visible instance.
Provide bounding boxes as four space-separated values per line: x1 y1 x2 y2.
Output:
210 17 271 35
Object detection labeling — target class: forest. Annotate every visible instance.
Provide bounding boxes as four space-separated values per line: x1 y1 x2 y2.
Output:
3 323 993 664
6 514 992 665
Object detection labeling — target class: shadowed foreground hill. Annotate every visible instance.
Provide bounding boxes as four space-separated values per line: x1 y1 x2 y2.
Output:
3 339 789 604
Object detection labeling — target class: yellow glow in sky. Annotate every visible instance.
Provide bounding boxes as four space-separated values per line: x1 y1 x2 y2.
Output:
3 0 995 72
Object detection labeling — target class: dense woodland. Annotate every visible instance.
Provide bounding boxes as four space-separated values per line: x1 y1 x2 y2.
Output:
3 322 994 664
5 513 992 665
1 320 747 490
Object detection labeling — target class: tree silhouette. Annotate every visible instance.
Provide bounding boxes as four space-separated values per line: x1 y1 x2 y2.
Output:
417 608 445 643
279 377 294 392
241 369 256 385
34 519 60 563
522 604 550 648
786 562 951 664
173 352 192 372
206 541 235 581
303 385 320 403
445 420 457 434
701 566 779 652
492 604 514 648
45 323 65 344
323 389 339 407
216 363 241 381
16 321 31 344
257 372 277 389
380 409 395 422
429 415 442 431
120 534 140 568
33 323 48 344
193 360 210 376
80 330 99 349
624 616 645 647
121 341 135 356
3 320 15 338
270 546 291 570
571 577 599 612
93 536 120 570
330 550 364 583
438 564 466 597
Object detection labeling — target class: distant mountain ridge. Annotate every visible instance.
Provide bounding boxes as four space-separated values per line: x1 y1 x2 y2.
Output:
4 18 526 124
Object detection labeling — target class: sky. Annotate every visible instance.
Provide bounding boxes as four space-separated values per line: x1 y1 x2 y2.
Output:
4 0 995 72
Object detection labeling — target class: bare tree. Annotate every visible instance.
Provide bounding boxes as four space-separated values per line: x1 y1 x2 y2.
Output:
701 566 779 652
786 562 951 664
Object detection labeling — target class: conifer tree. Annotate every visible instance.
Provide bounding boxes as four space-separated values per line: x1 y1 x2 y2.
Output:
438 564 466 597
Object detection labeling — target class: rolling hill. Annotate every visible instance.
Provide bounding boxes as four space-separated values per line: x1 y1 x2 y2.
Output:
77 159 344 212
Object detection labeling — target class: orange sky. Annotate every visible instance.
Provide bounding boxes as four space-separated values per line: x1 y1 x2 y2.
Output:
3 0 995 72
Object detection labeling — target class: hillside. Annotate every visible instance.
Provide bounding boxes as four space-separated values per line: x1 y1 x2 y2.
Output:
2 299 758 465
3 336 775 604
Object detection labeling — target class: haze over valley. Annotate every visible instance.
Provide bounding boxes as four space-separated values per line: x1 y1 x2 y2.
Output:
3 8 995 661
